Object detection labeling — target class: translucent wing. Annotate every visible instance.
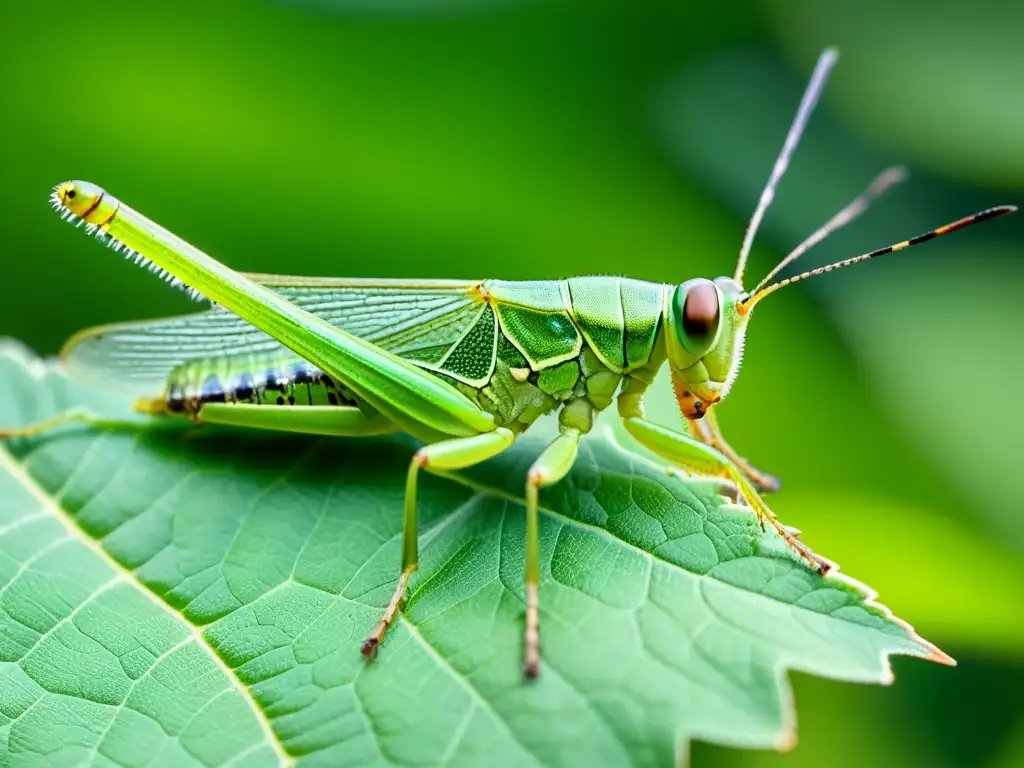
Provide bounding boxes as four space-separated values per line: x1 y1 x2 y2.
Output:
63 276 488 395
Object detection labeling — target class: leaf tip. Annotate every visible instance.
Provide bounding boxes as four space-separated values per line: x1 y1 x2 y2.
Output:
887 611 957 669
921 642 957 667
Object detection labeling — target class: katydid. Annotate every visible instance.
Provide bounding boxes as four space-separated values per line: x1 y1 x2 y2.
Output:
5 49 1014 679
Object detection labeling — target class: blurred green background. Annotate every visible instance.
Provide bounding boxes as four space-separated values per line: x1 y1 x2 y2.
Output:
2 0 1022 765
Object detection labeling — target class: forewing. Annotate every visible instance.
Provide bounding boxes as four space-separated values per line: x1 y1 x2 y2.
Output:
62 277 486 395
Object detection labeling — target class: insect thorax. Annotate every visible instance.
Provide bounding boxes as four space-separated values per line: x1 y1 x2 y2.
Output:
442 340 626 434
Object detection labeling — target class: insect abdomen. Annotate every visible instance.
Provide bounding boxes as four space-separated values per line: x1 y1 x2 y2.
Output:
164 357 359 415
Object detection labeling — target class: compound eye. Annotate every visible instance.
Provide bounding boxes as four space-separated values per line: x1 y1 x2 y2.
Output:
671 279 722 358
682 281 719 339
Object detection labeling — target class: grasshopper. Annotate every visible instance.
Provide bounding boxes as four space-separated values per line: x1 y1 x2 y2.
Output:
5 49 1013 678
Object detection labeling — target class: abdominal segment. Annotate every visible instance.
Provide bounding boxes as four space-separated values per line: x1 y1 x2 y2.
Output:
163 357 360 416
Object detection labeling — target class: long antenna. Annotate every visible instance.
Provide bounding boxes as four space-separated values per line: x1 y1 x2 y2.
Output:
749 165 907 296
734 48 838 287
738 205 1016 313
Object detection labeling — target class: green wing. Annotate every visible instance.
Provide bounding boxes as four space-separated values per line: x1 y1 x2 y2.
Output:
62 276 496 394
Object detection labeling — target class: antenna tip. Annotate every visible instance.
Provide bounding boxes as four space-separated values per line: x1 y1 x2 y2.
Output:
821 47 840 62
869 165 909 194
984 205 1017 219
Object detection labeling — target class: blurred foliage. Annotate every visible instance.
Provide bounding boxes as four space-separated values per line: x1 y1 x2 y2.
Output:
660 48 1024 548
766 0 1024 188
1 0 1021 765
266 0 514 15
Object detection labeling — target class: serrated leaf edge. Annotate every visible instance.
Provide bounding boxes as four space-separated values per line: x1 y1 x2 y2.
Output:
597 424 954 669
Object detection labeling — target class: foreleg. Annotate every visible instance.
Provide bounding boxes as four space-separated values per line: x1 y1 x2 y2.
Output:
622 414 828 574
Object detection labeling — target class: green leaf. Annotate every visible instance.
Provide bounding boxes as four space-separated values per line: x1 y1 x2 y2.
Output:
0 341 946 766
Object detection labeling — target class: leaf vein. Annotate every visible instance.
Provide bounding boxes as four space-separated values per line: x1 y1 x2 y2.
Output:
0 444 295 767
398 615 544 767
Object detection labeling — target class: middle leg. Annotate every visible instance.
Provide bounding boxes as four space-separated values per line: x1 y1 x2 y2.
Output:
361 428 516 656
521 427 582 678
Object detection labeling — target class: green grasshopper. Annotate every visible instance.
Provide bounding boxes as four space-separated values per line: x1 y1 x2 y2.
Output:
5 49 1014 678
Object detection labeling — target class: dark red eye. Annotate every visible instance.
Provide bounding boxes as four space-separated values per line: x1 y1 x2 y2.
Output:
682 282 719 338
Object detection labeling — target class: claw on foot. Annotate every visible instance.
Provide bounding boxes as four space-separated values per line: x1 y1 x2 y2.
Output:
523 658 540 679
781 528 831 575
811 553 835 575
523 582 541 680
